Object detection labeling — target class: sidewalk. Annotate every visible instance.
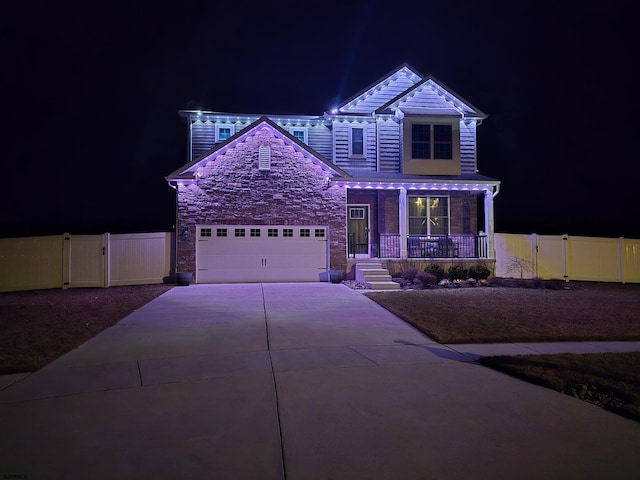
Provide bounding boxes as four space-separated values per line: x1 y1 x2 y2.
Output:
1 283 639 479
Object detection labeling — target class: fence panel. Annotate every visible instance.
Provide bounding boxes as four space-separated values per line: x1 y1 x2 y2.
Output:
0 235 64 292
108 232 172 286
566 236 620 282
622 238 640 283
494 233 535 279
536 235 565 280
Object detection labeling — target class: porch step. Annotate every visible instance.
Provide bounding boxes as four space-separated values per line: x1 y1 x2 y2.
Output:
367 281 402 291
355 263 400 290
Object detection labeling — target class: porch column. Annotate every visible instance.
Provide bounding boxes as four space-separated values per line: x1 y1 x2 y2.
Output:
399 187 408 258
484 188 496 259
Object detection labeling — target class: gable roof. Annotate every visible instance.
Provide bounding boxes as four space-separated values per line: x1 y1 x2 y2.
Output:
166 116 350 182
336 63 424 114
375 76 487 118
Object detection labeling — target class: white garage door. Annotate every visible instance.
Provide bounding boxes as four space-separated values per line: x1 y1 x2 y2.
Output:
196 225 329 283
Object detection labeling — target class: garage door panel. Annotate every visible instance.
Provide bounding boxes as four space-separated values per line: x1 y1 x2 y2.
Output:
196 225 329 283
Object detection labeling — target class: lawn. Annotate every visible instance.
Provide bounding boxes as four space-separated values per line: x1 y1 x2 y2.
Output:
366 281 640 422
365 282 640 344
0 284 173 375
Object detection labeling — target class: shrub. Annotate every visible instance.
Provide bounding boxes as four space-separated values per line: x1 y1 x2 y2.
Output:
401 268 419 282
447 264 468 281
425 264 445 282
416 271 438 287
468 264 491 280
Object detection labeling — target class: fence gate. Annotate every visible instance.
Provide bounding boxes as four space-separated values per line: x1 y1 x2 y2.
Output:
64 234 106 288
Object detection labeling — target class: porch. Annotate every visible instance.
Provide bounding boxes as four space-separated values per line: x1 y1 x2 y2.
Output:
349 233 489 259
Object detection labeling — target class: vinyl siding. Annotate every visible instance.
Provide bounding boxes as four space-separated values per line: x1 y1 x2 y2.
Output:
341 74 420 114
377 119 400 172
307 125 333 160
332 121 377 173
460 121 477 174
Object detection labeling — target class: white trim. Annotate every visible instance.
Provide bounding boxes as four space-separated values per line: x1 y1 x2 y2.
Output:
215 123 234 142
289 126 308 144
348 124 366 158
346 203 370 258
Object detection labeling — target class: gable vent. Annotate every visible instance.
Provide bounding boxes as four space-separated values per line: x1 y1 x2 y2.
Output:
258 145 271 171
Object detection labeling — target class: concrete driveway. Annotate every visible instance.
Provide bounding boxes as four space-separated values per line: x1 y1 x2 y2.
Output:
1 283 639 479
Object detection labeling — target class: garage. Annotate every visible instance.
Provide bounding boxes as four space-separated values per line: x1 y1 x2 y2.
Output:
195 225 329 283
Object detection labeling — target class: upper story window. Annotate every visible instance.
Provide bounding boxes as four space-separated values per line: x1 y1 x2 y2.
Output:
350 126 364 157
408 196 449 235
216 124 234 142
411 124 452 160
290 127 308 144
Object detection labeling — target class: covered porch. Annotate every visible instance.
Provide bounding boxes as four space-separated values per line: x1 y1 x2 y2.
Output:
335 177 500 261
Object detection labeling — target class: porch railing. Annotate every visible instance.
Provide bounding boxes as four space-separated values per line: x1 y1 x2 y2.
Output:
348 233 369 258
378 234 488 259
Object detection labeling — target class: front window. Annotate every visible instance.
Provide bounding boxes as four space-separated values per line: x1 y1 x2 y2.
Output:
411 124 452 160
408 196 449 235
350 126 364 156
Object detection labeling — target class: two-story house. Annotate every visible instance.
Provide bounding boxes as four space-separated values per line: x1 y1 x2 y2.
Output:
166 64 500 285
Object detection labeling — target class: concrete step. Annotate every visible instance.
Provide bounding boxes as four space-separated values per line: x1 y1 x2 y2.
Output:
363 274 393 282
356 262 383 270
356 269 390 283
365 281 401 290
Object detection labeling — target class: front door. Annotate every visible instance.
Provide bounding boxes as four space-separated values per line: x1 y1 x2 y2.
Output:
347 205 369 257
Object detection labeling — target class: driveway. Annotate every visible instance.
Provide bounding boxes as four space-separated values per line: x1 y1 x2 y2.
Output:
1 283 639 479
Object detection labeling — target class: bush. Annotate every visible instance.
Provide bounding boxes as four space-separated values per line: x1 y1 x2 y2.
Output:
416 271 438 287
401 268 419 282
468 264 491 280
447 264 468 281
425 264 445 282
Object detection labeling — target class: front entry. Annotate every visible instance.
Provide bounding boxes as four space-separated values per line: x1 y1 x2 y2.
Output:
347 205 369 258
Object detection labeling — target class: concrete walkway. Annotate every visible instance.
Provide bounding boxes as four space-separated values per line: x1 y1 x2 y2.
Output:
1 283 639 479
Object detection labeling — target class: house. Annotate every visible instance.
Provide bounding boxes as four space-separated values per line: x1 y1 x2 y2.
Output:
166 64 500 285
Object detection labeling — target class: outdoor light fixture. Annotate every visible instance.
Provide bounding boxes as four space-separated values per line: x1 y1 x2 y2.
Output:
182 226 190 240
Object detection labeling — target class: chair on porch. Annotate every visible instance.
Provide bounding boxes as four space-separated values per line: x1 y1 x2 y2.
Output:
437 236 459 258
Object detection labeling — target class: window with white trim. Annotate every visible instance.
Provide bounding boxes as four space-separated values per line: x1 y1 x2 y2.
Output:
349 125 364 157
216 124 234 142
408 196 449 235
411 124 452 160
290 127 308 144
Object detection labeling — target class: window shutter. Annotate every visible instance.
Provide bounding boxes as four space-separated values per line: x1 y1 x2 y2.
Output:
259 145 271 171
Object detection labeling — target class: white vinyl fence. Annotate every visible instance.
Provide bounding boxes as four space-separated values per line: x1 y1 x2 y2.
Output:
495 233 640 283
0 232 174 292
1 231 638 291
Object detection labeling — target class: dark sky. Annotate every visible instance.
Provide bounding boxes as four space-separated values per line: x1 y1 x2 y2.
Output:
3 1 638 239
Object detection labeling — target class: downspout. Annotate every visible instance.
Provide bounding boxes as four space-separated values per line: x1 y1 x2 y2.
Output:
167 180 178 280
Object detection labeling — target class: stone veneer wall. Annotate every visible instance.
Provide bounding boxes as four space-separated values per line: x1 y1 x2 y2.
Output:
175 126 347 275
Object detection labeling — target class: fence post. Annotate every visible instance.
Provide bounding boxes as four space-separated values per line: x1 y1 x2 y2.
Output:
103 233 110 288
62 233 71 289
562 234 569 282
531 233 538 279
619 237 625 284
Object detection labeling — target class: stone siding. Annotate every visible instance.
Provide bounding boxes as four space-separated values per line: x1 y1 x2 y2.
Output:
176 126 347 275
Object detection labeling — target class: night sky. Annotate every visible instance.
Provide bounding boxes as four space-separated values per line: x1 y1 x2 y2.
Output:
4 1 638 239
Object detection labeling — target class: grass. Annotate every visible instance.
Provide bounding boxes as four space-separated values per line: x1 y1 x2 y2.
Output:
479 352 640 422
365 283 640 344
365 281 640 422
0 284 173 375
